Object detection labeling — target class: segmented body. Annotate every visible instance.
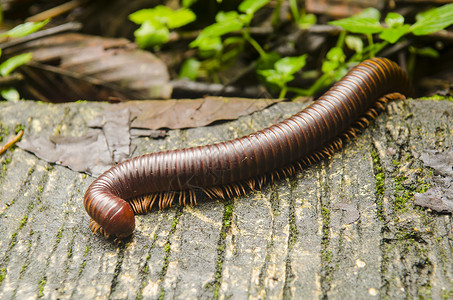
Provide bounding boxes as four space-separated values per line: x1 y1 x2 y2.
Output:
84 57 413 238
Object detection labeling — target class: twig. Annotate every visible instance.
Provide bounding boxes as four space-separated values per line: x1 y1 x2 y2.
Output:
0 130 23 155
0 22 82 50
26 0 89 22
0 73 24 88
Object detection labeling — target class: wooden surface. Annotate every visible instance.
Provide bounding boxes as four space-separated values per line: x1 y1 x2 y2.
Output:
0 98 452 299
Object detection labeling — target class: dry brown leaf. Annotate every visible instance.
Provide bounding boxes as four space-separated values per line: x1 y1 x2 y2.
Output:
414 148 453 213
113 96 283 130
4 33 171 102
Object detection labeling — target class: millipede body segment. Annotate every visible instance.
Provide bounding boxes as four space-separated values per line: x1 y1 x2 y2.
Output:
84 58 413 238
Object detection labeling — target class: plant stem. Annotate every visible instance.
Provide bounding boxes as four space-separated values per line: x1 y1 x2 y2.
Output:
272 0 283 26
279 87 287 99
289 0 300 22
242 31 267 58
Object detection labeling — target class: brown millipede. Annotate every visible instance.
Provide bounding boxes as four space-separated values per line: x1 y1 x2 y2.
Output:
84 58 413 238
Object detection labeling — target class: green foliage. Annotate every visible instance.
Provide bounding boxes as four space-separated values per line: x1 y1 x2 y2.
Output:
129 5 196 48
330 5 453 48
317 4 453 95
131 2 451 97
179 57 201 80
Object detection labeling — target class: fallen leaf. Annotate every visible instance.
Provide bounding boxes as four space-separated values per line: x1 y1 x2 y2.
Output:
418 148 453 177
87 108 132 163
4 33 171 102
414 177 453 213
414 148 453 213
18 131 113 176
114 96 283 130
18 107 132 176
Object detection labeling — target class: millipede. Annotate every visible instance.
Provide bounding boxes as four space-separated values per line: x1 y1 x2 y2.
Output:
84 57 414 239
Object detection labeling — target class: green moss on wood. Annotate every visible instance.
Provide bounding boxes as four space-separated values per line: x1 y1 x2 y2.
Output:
0 268 6 284
211 200 234 299
38 276 46 298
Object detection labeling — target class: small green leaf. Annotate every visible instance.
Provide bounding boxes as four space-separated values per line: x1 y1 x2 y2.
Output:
200 17 242 37
297 13 317 29
2 19 49 38
274 55 307 75
385 12 404 28
129 6 195 28
411 3 453 35
239 0 271 15
379 24 410 43
179 58 201 80
329 8 382 34
330 17 383 34
1 88 20 102
134 20 170 48
322 47 345 73
326 47 345 62
0 53 33 77
410 46 439 58
190 12 243 50
258 69 290 87
190 35 223 52
215 11 240 23
129 6 170 24
345 35 363 53
357 8 380 20
167 8 196 28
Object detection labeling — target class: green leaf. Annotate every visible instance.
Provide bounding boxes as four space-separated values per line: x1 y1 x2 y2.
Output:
129 7 168 24
2 19 49 38
179 58 201 80
326 47 345 62
274 55 307 75
239 0 271 15
410 46 439 58
345 35 363 53
0 53 33 77
167 8 196 28
322 47 345 73
330 17 383 34
215 10 240 23
200 17 243 37
379 24 410 43
190 35 223 52
258 69 289 87
411 3 453 35
385 12 404 28
129 6 195 28
329 8 382 34
134 20 170 48
1 88 20 102
190 12 243 50
298 13 317 29
256 52 281 71
356 8 380 20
